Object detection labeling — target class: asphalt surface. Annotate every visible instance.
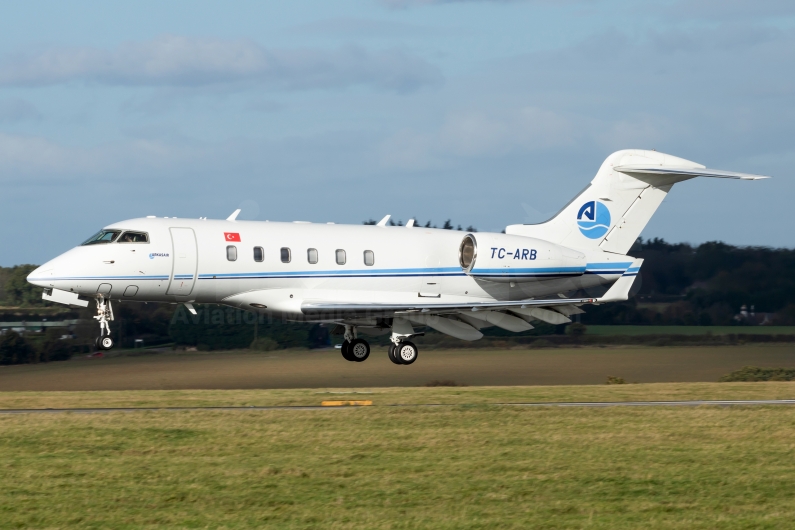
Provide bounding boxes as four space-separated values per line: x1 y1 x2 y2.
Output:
3 345 795 391
2 399 795 414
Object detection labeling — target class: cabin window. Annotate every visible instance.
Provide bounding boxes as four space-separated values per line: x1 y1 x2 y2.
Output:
253 246 264 262
336 249 346 265
81 230 121 245
118 231 149 243
364 250 375 266
227 245 237 261
281 247 291 263
307 248 318 264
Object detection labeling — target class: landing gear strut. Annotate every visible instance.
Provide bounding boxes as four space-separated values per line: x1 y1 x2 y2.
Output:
388 317 419 365
93 295 115 350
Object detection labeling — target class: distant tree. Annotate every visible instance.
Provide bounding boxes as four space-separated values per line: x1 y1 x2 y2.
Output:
3 265 44 306
442 220 453 230
363 219 377 225
38 328 73 362
0 331 34 365
566 323 587 336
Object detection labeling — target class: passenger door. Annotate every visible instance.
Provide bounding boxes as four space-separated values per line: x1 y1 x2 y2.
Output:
167 227 198 296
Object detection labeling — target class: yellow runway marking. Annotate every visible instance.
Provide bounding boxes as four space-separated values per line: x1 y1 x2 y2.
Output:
321 400 373 407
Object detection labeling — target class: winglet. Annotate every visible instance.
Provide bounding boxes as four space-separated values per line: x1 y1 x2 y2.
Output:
597 259 643 303
227 209 241 221
376 215 391 227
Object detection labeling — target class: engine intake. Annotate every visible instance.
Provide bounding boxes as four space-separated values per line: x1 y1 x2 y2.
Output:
458 233 586 283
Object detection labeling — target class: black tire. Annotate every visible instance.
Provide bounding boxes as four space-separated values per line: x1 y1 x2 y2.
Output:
340 341 355 361
396 341 418 365
388 343 402 365
98 336 114 350
348 339 370 362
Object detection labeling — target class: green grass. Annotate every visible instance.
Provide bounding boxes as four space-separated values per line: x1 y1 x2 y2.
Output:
1 382 795 409
2 385 795 528
585 325 795 336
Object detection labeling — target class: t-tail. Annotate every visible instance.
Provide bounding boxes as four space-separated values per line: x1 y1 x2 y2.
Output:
506 149 769 254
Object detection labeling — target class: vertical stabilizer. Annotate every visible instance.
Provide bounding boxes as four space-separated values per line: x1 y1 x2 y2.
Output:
505 150 768 254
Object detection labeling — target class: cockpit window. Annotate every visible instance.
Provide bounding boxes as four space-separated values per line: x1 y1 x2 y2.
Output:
81 230 121 245
118 231 149 243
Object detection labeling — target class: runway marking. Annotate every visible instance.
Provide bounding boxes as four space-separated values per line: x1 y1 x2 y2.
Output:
1 399 795 414
321 400 373 406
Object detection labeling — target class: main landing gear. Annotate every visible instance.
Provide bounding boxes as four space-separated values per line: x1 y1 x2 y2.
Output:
93 295 115 351
341 338 371 362
340 325 370 362
338 323 419 365
388 340 418 365
340 338 418 365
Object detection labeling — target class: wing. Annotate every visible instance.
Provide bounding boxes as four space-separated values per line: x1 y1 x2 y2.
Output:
302 260 640 340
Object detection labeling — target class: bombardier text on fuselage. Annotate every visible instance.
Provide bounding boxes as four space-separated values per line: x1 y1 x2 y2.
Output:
27 150 769 364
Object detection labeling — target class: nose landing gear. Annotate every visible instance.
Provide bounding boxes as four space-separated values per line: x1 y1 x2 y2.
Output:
93 295 115 350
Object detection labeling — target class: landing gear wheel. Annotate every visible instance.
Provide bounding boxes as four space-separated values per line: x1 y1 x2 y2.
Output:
396 341 418 365
348 338 370 362
96 336 114 350
340 341 355 362
388 343 402 365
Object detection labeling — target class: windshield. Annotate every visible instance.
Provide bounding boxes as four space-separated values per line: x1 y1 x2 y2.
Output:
118 231 149 243
81 230 121 245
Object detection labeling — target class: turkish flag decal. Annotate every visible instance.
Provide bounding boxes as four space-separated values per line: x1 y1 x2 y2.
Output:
224 232 241 242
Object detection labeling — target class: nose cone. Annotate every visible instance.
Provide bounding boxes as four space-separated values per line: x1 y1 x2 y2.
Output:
27 264 54 288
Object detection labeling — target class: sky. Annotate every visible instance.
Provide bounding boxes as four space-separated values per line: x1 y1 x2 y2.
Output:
1 0 793 265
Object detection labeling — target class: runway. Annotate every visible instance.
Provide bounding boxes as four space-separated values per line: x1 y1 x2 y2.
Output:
2 399 795 414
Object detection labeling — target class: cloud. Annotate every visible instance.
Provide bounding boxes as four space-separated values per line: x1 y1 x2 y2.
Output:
0 98 41 122
0 35 442 93
293 17 435 38
659 0 795 21
382 0 576 8
379 107 575 170
0 132 201 180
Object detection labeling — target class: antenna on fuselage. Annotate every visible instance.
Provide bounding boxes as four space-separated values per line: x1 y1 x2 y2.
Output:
227 209 241 221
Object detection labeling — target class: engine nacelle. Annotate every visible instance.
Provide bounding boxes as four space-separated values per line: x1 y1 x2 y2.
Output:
458 233 586 283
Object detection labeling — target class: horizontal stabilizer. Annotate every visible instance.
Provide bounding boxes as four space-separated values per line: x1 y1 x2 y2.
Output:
614 165 770 181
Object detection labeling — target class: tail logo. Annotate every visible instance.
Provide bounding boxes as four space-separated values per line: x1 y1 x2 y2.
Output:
577 201 611 239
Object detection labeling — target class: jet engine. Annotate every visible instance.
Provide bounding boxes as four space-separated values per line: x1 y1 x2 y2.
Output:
458 233 586 283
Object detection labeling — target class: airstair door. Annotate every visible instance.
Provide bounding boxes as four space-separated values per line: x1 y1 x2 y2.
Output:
167 227 198 296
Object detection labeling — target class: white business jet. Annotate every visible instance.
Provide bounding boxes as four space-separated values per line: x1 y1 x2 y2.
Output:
27 150 767 364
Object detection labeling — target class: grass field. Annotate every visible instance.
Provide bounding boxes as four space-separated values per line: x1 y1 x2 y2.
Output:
2 344 794 392
585 325 795 336
2 384 795 528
